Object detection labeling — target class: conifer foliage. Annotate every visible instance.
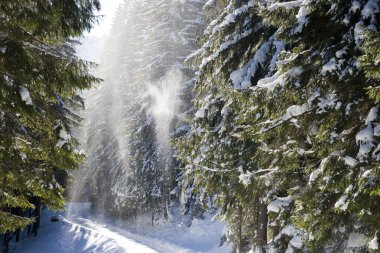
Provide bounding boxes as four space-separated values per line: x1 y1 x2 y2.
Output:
178 0 380 252
0 0 100 234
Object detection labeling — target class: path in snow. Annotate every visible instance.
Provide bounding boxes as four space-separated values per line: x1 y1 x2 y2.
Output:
10 203 229 253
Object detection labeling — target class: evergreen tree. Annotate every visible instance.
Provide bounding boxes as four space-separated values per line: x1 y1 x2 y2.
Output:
177 0 285 251
235 0 379 251
0 0 100 233
180 0 380 252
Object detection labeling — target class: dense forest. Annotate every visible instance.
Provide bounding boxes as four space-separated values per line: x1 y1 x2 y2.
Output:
1 0 380 253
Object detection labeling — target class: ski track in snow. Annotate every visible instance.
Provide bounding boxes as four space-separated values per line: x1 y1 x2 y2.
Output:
10 207 228 253
10 215 193 253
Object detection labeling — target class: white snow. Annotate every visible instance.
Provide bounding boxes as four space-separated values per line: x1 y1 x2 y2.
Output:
334 194 349 211
317 93 341 114
195 108 206 118
56 129 71 148
369 235 379 250
354 22 365 46
259 89 319 134
239 170 253 186
19 86 33 105
375 125 380 136
199 26 260 70
309 168 321 183
361 0 379 20
365 106 378 125
321 58 337 75
10 203 229 253
293 1 309 34
309 157 329 183
0 47 6 53
212 3 253 35
346 232 367 248
267 196 293 213
268 39 285 75
221 104 230 117
356 125 375 159
355 106 379 159
59 129 70 140
356 126 374 143
203 0 216 9
19 152 27 161
350 1 361 13
343 156 358 167
272 225 305 251
268 1 302 12
289 235 303 249
335 49 347 58
362 169 372 178
257 67 303 91
230 38 272 89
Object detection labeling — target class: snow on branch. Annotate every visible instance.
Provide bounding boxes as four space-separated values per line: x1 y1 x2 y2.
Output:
258 88 320 134
267 0 302 12
230 37 273 89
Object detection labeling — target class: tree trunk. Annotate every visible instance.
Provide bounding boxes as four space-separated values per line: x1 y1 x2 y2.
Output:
15 229 20 243
27 208 32 235
3 233 9 253
253 198 268 253
271 225 280 241
32 199 41 236
256 199 268 253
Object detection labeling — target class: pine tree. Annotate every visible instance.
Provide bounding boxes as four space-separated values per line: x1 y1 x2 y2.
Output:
177 0 285 251
0 0 100 233
235 0 380 251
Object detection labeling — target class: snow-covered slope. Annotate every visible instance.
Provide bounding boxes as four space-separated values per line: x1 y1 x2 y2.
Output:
10 203 229 253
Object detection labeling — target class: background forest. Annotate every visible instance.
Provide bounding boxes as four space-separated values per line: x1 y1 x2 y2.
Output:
1 0 380 253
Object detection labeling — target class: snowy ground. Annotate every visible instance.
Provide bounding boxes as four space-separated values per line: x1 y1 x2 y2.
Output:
9 203 230 253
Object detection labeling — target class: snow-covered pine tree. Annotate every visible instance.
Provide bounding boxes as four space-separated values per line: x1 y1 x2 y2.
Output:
177 0 287 251
0 0 100 234
235 0 379 251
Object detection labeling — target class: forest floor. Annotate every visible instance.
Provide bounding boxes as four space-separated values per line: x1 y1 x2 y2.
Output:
9 203 229 253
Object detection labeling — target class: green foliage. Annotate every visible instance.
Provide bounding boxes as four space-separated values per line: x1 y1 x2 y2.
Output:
0 0 100 233
178 0 380 252
360 28 380 102
236 0 380 251
177 0 282 250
